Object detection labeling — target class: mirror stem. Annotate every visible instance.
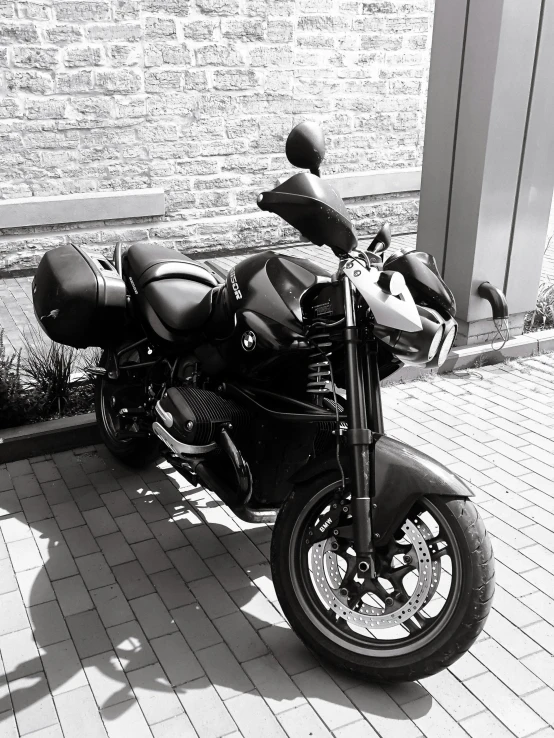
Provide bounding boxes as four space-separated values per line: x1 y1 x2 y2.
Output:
310 167 321 177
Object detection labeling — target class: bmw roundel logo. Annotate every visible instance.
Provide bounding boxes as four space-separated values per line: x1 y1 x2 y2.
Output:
241 331 256 351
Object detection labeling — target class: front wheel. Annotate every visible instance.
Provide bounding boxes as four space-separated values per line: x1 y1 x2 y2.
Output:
271 474 494 682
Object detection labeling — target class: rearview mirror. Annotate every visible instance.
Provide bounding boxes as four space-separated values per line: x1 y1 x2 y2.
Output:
285 122 325 176
368 222 391 254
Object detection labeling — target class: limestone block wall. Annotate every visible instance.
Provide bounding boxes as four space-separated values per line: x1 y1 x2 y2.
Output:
0 0 433 270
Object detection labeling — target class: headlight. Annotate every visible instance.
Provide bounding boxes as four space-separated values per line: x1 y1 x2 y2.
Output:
373 306 446 365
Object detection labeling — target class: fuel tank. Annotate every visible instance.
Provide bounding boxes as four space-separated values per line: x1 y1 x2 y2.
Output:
218 250 331 379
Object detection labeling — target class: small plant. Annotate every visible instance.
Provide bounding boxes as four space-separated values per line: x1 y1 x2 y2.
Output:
0 330 34 429
21 327 76 416
525 280 554 332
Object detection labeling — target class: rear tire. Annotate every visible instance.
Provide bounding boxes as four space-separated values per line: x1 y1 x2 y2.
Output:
271 473 494 682
95 349 160 469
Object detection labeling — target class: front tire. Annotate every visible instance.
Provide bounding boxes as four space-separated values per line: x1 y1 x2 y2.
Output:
271 473 494 682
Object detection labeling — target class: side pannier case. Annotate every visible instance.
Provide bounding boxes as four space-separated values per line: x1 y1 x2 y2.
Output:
32 244 127 349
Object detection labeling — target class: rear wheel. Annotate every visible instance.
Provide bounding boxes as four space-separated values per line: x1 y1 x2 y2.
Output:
95 348 160 468
271 474 494 682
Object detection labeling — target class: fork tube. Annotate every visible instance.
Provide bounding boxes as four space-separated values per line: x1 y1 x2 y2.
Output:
362 336 384 435
343 277 375 571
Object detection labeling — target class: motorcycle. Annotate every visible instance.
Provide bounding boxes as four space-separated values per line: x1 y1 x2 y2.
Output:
32 121 494 681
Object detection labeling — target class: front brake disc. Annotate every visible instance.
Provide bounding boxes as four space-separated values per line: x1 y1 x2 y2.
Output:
308 518 433 629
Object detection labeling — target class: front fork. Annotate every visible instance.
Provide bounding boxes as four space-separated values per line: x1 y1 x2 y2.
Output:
343 276 383 577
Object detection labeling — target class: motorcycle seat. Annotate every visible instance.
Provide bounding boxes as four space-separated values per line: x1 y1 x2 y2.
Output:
126 243 219 289
143 279 213 332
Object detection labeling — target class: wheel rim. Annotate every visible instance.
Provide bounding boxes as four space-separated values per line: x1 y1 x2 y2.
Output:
289 482 463 657
99 380 132 449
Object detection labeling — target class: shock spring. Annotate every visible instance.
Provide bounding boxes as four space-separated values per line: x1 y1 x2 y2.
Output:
306 329 333 398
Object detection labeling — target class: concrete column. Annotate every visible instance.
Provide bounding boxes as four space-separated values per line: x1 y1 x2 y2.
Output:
417 0 554 345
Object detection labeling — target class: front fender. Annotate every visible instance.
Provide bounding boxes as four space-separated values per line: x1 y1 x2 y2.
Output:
290 434 473 545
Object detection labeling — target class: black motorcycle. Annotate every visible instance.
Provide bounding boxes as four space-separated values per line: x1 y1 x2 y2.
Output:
33 122 494 681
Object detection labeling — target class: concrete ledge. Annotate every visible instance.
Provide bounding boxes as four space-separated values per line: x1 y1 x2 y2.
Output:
327 168 422 199
0 413 100 463
383 328 552 385
0 188 165 229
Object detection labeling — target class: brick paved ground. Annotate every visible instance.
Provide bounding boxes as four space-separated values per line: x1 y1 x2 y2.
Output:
1 354 554 737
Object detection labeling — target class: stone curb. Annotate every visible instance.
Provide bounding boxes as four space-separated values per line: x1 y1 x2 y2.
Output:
1 329 552 463
0 412 100 464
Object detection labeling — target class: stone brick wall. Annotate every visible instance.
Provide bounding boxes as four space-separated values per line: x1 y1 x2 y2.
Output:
0 0 433 270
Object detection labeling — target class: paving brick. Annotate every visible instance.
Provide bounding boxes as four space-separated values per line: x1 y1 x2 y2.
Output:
0 557 17 594
205 553 252 592
41 480 72 506
493 586 540 628
7 460 32 479
101 698 153 738
83 650 132 709
215 609 270 662
178 676 238 738
172 603 222 652
62 525 100 558
189 576 238 620
54 684 108 738
112 560 155 600
460 710 517 738
97 532 136 566
419 670 483 720
7 537 42 573
293 667 359 731
0 628 41 680
50 500 86 530
523 687 554 725
9 671 58 736
32 461 60 484
148 519 188 551
522 651 554 688
53 574 94 617
91 583 134 629
151 713 197 738
168 545 210 583
59 464 90 490
13 475 42 500
333 719 379 738
0 590 29 636
133 496 167 524
242 654 305 714
226 689 288 738
66 610 111 659
0 469 13 492
130 593 177 639
101 490 135 517
150 569 195 610
222 531 267 567
107 621 156 672
151 631 204 687
20 495 52 524
40 639 88 696
0 513 33 543
88 471 120 496
72 485 103 511
185 524 226 558
77 552 115 590
230 586 282 629
465 672 546 737
195 642 253 701
115 512 153 544
258 623 317 675
347 684 422 738
131 538 172 574
28 601 69 646
128 663 183 724
83 507 118 537
525 621 554 654
489 536 536 573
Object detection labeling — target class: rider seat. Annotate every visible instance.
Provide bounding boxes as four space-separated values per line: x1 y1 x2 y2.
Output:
125 243 219 289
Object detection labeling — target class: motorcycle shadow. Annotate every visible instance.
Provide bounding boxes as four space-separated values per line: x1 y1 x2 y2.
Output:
0 457 434 730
